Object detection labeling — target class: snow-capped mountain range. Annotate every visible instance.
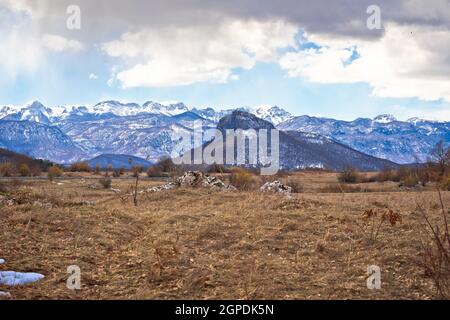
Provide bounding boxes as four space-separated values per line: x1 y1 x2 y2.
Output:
0 100 448 165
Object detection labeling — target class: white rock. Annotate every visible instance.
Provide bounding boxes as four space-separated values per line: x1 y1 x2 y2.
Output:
0 291 11 299
0 258 5 264
144 171 236 193
0 271 45 286
260 181 292 195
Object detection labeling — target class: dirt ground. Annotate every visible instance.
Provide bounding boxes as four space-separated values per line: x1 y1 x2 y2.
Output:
0 171 448 299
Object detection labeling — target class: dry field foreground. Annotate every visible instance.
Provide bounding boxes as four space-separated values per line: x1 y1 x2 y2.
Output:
0 171 449 299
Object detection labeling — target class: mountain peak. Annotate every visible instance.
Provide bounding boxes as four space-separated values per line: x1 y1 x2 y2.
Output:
373 114 397 123
217 110 275 131
28 101 45 108
247 105 293 125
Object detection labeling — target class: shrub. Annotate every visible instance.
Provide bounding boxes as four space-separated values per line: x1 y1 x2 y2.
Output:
47 165 63 181
376 167 397 182
0 162 14 177
360 208 402 241
18 163 31 177
441 176 450 191
285 177 304 193
156 157 174 172
400 174 419 187
94 164 101 175
98 177 112 189
30 167 42 177
338 168 362 183
147 166 164 177
112 169 122 178
70 162 91 172
207 164 228 173
229 168 255 190
132 165 143 178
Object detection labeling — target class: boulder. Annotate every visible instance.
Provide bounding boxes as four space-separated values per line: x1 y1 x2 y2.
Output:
260 181 292 195
177 171 204 187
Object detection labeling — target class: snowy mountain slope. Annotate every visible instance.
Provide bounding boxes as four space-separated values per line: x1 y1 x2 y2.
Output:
56 112 215 162
203 111 399 171
247 105 293 125
0 100 448 165
278 115 450 164
0 120 87 163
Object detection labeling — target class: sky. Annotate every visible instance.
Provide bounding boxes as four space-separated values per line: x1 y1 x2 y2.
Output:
0 0 450 121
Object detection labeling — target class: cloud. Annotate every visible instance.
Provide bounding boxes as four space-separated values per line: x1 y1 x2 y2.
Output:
102 19 297 87
88 73 97 80
1 0 450 103
279 23 450 101
42 34 84 53
0 7 43 80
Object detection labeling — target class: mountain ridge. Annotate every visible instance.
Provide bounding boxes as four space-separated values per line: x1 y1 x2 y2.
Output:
0 100 448 165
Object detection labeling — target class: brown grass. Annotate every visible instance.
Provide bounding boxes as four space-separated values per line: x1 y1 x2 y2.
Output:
0 172 449 300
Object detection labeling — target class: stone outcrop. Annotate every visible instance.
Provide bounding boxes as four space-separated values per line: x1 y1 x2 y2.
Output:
260 180 292 195
145 171 236 193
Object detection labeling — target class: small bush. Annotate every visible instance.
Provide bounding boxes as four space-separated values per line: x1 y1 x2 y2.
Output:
94 164 101 175
338 168 362 183
132 165 143 178
361 208 402 241
229 168 255 190
112 169 122 178
156 157 174 172
400 174 419 187
47 166 63 181
0 162 13 177
441 176 450 191
70 162 91 172
30 167 42 177
98 177 112 189
376 167 397 182
18 163 31 177
285 177 304 193
207 164 228 173
147 166 164 177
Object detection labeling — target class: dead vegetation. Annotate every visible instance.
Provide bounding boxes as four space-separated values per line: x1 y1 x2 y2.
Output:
417 191 450 299
1 171 449 300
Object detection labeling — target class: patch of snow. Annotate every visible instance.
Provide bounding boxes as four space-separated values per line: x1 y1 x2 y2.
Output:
373 114 397 123
0 258 5 264
0 271 45 286
0 291 11 299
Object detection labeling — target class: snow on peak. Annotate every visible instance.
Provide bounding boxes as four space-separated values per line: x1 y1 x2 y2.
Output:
373 114 397 123
247 105 293 125
142 101 189 116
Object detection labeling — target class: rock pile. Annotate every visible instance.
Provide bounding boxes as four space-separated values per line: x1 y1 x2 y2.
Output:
260 180 292 196
145 171 236 193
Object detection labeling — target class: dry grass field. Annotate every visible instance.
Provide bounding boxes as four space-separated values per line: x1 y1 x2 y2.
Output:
1 171 449 300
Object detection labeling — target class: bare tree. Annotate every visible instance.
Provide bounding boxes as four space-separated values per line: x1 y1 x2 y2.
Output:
430 140 449 175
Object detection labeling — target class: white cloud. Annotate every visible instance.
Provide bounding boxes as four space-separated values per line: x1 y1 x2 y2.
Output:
102 19 297 87
41 34 84 53
88 73 97 80
0 10 43 80
279 23 450 101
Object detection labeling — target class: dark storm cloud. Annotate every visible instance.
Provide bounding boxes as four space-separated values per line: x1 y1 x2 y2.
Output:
13 0 450 41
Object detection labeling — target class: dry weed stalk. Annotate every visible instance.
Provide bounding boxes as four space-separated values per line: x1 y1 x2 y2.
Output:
418 190 450 299
360 208 402 241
